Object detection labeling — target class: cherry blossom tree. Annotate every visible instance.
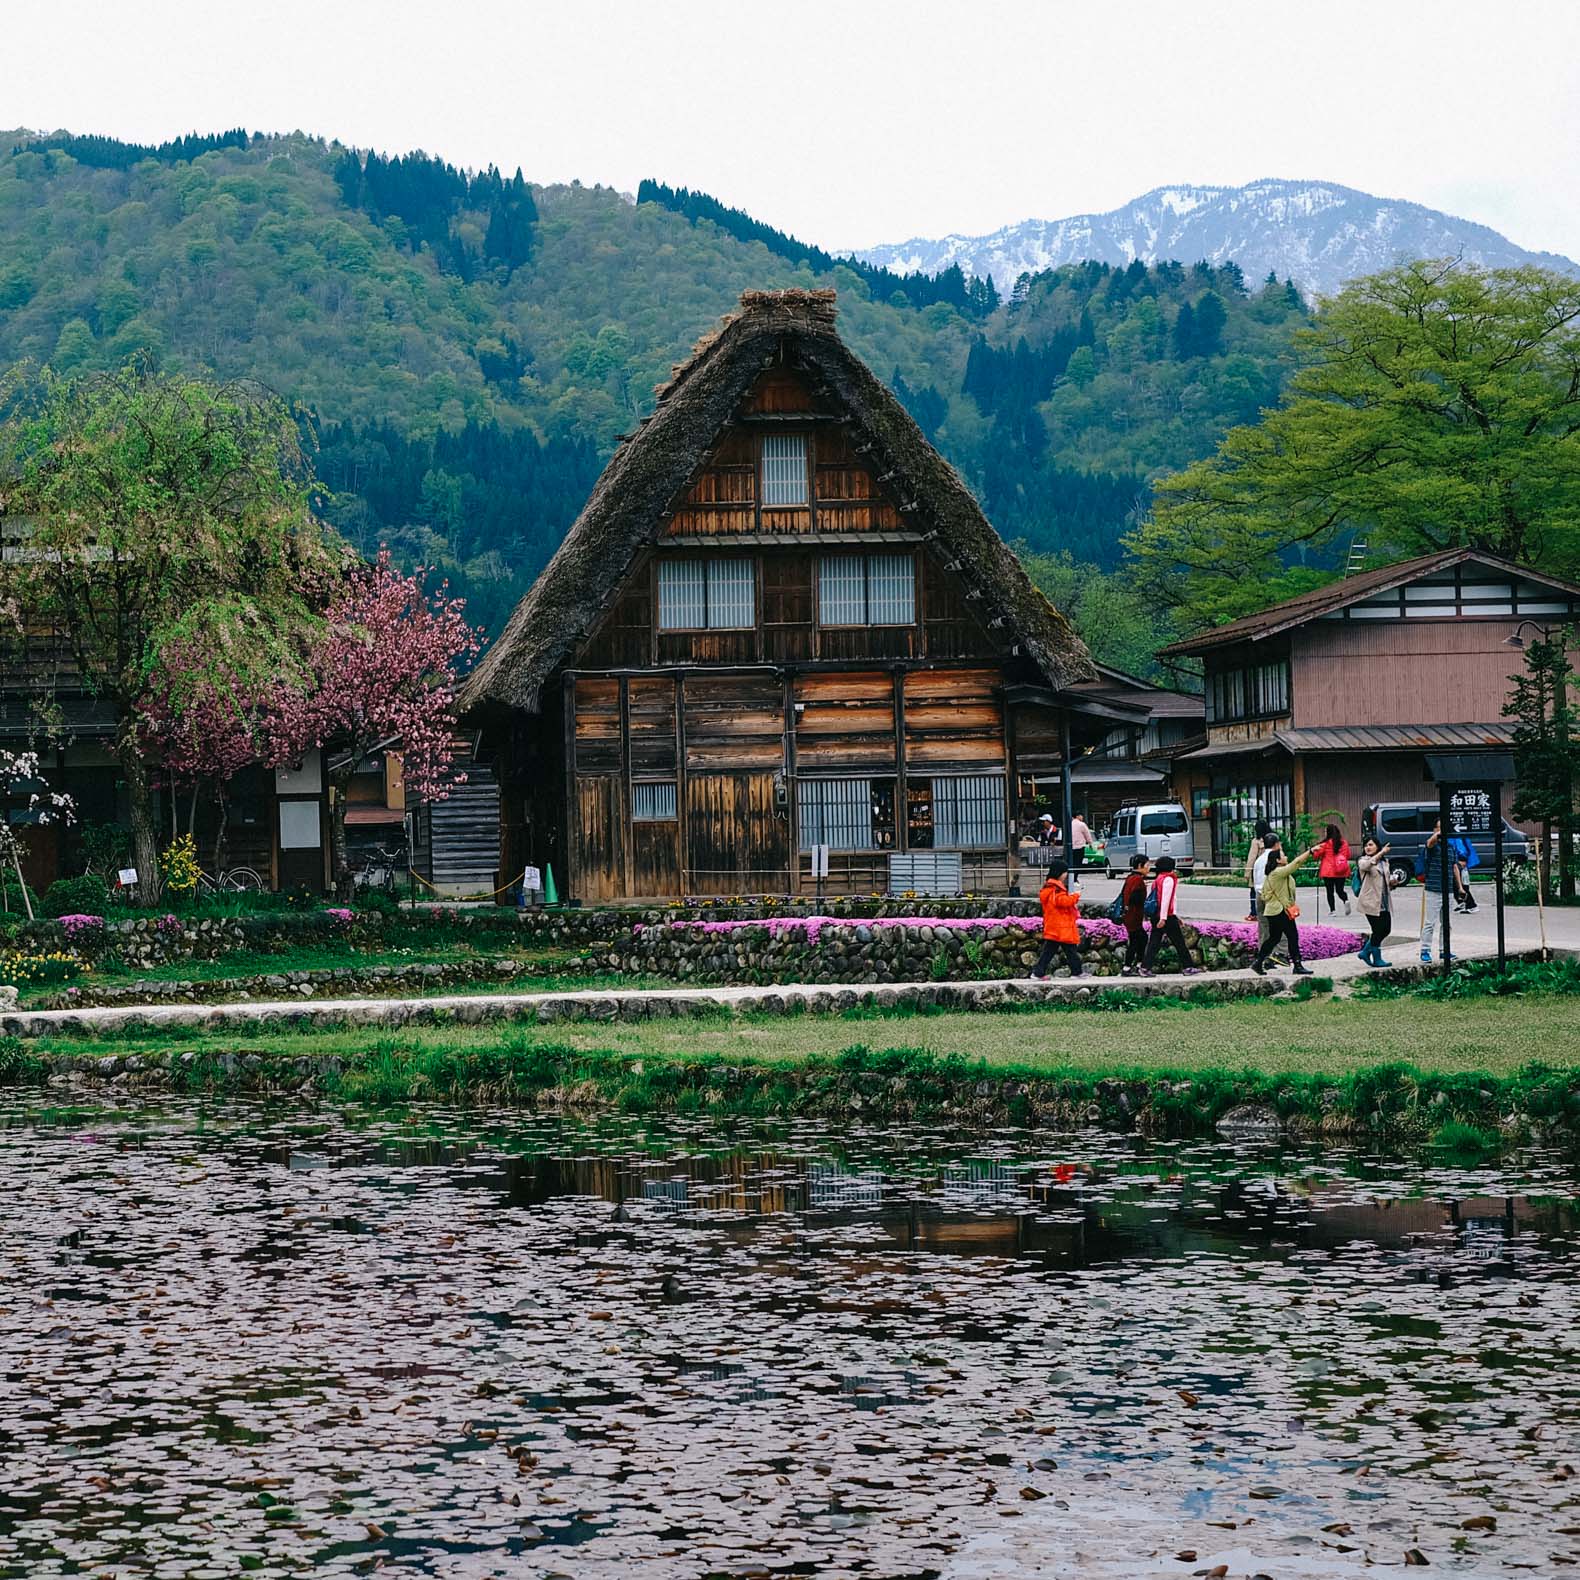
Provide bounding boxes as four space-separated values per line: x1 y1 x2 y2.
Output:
0 749 75 919
269 552 483 900
137 635 275 875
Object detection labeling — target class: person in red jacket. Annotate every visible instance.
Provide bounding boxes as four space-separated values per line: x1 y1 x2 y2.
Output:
1315 821 1352 916
1142 855 1201 974
1031 859 1083 979
1120 852 1151 976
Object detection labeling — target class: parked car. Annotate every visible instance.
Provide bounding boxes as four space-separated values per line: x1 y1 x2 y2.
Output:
1103 802 1195 878
1361 802 1531 887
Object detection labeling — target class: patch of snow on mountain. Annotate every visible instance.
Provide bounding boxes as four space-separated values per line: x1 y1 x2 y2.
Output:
853 178 1578 298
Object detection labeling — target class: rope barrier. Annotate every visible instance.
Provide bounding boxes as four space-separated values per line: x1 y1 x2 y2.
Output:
403 867 536 901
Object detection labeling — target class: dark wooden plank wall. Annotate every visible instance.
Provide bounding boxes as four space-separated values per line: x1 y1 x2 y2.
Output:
428 769 502 892
685 771 790 895
904 668 1006 771
792 671 896 773
565 664 1020 898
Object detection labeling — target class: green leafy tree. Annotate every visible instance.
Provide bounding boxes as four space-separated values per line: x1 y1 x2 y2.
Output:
1504 629 1578 901
1131 260 1580 624
0 362 342 901
1019 548 1175 680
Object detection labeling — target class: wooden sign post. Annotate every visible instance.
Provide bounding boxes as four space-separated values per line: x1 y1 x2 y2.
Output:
1427 753 1516 978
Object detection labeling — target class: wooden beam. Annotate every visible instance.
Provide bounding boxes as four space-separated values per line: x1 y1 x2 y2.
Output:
561 671 577 902
675 671 689 896
894 667 908 854
784 670 800 897
619 675 633 899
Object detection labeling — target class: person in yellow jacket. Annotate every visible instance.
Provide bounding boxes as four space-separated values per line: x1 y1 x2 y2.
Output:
1250 838 1318 977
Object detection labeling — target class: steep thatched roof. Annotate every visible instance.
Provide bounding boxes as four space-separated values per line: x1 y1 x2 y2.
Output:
461 289 1094 715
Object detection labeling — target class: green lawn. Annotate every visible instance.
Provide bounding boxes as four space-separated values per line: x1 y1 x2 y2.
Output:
20 992 1580 1079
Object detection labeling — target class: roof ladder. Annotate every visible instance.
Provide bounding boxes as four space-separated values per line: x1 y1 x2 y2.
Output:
1344 538 1370 576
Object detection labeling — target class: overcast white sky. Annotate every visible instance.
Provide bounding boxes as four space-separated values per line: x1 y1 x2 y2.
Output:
5 0 1577 258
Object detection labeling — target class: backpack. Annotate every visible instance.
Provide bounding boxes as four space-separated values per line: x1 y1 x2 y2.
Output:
1143 880 1161 923
1106 892 1126 923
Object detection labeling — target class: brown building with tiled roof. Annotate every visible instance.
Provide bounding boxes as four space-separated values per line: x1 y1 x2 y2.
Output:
1158 549 1580 864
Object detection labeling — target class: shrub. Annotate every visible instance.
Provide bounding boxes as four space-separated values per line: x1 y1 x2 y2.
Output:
58 913 106 948
0 1035 45 1086
79 821 131 877
284 884 318 911
43 873 111 918
356 888 400 917
1502 860 1539 905
159 834 201 899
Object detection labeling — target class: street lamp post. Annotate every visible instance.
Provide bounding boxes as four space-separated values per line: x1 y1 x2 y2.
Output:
1504 619 1576 906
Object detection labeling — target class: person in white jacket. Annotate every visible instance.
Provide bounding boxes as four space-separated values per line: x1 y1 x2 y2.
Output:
1142 856 1200 974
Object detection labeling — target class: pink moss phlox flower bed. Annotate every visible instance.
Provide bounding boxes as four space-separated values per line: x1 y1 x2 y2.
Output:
647 913 1364 960
1190 919 1365 961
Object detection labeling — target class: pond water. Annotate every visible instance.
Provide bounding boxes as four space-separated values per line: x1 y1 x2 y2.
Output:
2 1101 1576 1579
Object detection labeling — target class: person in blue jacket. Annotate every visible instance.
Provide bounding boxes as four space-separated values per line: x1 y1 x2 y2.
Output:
1449 833 1480 913
1419 821 1456 964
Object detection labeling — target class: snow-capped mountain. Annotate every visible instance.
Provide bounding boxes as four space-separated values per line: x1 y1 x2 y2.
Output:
853 180 1577 299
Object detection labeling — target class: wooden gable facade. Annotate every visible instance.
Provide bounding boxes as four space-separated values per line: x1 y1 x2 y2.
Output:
461 290 1114 902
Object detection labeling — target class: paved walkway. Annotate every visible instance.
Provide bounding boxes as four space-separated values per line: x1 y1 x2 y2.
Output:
1 933 1517 1040
1089 874 1580 956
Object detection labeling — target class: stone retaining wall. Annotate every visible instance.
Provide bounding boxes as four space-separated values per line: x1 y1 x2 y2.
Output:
5 895 1048 969
3 971 1287 1044
598 912 1247 986
32 954 583 1010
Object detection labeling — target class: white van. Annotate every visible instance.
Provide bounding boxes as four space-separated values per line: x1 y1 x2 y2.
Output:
1103 802 1195 877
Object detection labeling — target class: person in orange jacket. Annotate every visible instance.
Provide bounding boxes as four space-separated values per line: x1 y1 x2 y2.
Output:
1031 859 1083 979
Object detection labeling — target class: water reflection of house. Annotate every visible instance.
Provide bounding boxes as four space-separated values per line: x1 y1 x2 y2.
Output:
497 1149 1577 1289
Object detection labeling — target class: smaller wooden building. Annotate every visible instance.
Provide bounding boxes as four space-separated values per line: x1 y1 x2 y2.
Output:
1160 548 1580 863
460 289 1126 902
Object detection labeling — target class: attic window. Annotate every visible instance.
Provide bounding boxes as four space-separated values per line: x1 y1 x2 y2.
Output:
761 433 808 507
657 557 755 631
819 554 915 626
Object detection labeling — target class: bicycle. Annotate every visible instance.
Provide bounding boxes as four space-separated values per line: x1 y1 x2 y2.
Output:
196 865 265 896
351 840 408 896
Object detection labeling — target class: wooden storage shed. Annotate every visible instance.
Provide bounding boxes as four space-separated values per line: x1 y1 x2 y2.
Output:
460 289 1126 902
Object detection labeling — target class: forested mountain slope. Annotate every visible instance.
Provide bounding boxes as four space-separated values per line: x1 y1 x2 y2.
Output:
0 130 1309 635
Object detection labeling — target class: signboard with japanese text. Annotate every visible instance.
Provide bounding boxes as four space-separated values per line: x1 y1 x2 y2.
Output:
1448 787 1494 837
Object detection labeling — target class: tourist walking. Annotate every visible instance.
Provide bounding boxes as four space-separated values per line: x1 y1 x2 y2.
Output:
1419 821 1455 963
1251 841 1317 976
1142 855 1200 974
1315 822 1352 916
1069 811 1095 865
1119 853 1151 976
1355 837 1397 967
1450 834 1480 912
1031 859 1083 979
1251 830 1288 964
1243 818 1274 922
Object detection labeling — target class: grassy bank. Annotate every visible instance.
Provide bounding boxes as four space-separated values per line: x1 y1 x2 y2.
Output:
15 988 1575 1077
5 987 1579 1141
